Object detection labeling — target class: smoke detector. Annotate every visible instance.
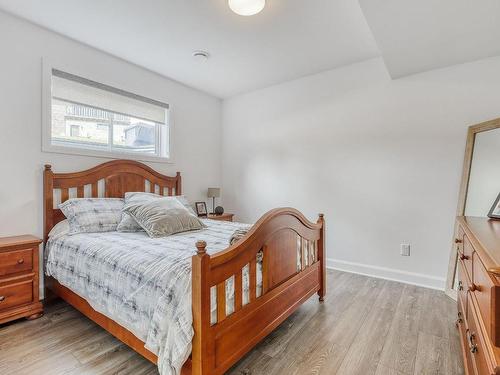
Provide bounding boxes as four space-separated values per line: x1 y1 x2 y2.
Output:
193 50 210 61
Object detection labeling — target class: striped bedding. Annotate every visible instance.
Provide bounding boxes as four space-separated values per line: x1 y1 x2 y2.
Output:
45 219 255 375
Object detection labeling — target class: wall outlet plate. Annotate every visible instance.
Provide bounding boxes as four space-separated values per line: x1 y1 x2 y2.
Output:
400 243 411 256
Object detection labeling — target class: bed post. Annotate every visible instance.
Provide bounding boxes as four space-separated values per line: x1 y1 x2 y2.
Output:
317 213 326 301
44 164 54 243
176 172 182 195
192 240 212 375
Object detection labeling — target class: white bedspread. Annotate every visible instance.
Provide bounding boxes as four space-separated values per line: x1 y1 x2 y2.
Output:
45 219 254 375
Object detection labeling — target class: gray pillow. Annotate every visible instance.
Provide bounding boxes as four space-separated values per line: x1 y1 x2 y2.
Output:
117 192 161 232
59 198 124 235
123 197 206 238
175 195 197 216
117 192 196 232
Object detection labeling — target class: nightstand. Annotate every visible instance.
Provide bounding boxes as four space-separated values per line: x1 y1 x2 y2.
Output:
207 213 234 222
0 235 43 324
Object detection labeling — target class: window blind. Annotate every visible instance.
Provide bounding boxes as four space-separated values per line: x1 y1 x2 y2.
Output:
52 69 168 124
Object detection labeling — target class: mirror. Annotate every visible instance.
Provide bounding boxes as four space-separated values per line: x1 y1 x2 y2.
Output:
465 127 500 216
446 119 500 298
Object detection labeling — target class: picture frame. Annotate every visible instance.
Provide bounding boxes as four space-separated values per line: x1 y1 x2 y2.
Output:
195 201 208 217
488 193 500 219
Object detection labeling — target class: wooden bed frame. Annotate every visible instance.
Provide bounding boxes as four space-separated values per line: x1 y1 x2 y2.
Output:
43 160 326 375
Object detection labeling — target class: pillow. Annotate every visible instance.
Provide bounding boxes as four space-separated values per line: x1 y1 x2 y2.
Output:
117 192 161 232
175 195 197 216
117 192 196 232
59 198 124 235
48 219 69 239
123 197 206 238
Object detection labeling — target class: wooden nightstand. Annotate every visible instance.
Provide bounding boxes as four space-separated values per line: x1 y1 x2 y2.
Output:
207 213 234 222
0 235 43 324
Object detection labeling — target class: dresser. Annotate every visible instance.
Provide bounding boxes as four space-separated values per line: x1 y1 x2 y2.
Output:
456 217 500 375
0 235 43 324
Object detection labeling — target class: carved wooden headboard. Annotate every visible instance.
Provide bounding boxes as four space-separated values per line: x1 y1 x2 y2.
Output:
43 160 181 242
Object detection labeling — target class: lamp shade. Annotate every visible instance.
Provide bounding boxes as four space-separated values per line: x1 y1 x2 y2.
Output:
207 188 221 198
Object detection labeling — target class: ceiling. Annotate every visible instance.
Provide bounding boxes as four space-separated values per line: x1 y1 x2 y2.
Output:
358 0 500 79
0 0 379 98
0 1 499 98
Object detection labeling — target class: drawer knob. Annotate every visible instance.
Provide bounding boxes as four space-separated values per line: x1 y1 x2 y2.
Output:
456 311 463 326
469 283 479 292
0 296 5 302
455 238 463 244
17 258 24 264
467 329 478 354
459 254 469 261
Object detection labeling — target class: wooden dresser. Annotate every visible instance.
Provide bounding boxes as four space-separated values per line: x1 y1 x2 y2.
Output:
0 235 43 324
456 217 500 375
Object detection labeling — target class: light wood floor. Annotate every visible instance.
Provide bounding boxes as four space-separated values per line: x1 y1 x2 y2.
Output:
0 270 463 375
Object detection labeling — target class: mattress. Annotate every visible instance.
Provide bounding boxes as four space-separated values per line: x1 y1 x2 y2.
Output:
45 218 257 375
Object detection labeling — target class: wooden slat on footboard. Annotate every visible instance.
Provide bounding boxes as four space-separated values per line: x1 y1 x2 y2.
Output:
249 259 257 302
217 282 226 323
234 271 243 312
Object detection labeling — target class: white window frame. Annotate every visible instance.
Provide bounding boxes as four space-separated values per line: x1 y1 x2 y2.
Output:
42 59 173 163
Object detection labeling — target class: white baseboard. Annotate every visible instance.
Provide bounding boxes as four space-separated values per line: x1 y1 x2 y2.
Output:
326 258 445 291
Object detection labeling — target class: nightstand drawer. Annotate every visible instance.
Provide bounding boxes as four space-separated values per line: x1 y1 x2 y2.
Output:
0 248 33 276
0 279 33 312
207 213 234 222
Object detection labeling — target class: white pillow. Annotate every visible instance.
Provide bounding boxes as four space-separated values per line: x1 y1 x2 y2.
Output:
59 198 124 235
48 219 69 239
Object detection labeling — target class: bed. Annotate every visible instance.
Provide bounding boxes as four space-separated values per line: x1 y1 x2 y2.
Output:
43 160 326 375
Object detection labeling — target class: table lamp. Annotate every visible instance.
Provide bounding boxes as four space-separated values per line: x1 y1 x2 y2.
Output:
207 188 220 214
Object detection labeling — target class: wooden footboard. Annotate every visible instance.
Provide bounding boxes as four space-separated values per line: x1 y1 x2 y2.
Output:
191 208 325 375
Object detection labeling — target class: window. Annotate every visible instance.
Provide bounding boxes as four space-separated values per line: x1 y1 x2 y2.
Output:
44 68 170 161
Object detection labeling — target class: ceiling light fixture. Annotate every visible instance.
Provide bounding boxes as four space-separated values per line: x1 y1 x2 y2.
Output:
228 0 265 16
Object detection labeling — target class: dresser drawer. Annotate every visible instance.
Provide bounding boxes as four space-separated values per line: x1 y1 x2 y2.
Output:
457 297 475 375
467 297 494 375
0 279 33 312
471 251 499 346
0 248 33 276
458 259 469 317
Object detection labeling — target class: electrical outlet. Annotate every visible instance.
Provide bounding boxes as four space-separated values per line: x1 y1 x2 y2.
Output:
400 243 411 256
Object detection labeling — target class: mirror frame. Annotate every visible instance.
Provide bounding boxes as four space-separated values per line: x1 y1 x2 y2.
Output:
445 117 500 298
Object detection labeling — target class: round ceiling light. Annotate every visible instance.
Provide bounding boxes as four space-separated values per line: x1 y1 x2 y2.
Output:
228 0 265 16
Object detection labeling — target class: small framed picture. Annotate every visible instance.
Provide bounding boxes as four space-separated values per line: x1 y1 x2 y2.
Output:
195 202 208 217
488 193 500 219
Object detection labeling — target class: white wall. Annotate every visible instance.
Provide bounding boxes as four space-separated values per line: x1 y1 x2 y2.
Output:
0 10 222 238
222 56 500 289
